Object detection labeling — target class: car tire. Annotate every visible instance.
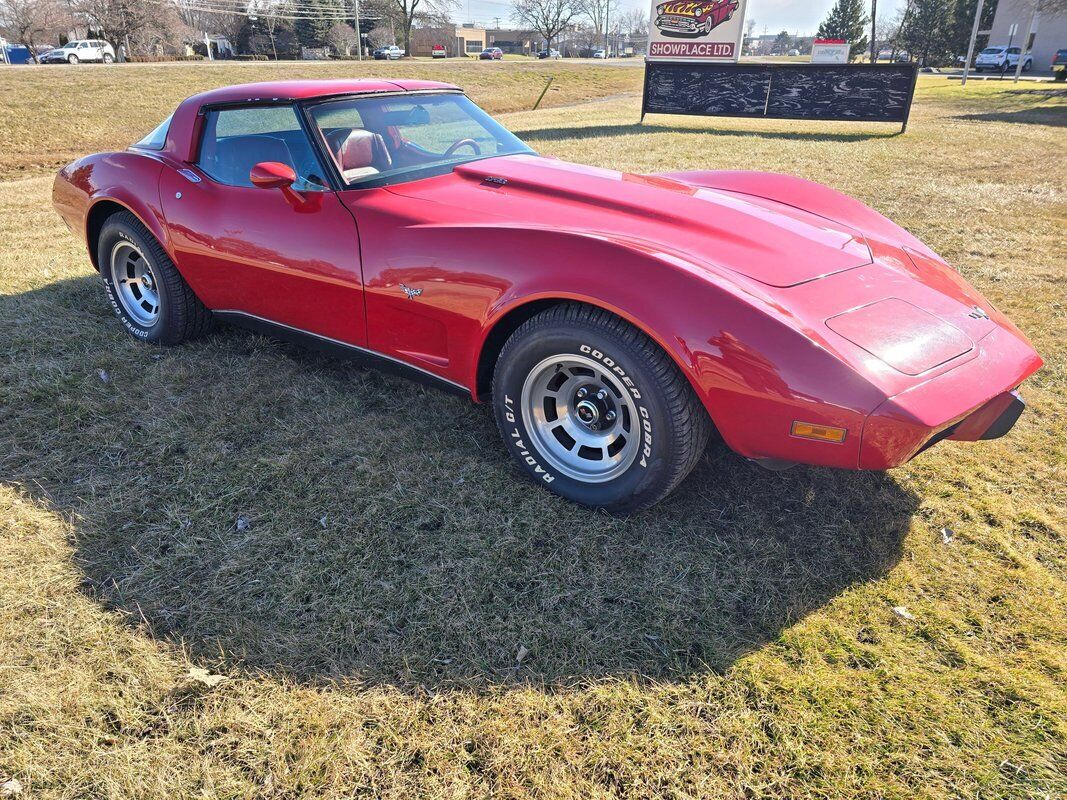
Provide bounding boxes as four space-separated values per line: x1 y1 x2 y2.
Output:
492 303 710 514
103 53 113 63
67 54 78 64
97 211 214 345
1023 59 1031 72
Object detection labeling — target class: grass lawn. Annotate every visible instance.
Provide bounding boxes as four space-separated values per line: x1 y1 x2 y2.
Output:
1 64 1065 798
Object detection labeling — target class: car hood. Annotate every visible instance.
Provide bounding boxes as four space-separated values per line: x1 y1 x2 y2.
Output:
423 155 874 288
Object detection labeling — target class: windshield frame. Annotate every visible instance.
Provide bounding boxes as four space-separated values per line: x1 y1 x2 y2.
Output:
298 90 535 192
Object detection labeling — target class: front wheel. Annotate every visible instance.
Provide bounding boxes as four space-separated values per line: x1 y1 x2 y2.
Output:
492 303 710 514
102 53 113 63
67 54 79 64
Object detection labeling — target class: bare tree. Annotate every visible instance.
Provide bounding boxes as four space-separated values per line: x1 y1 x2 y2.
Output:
512 0 579 53
326 19 357 53
616 6 646 37
0 0 63 61
580 0 616 54
73 0 151 51
365 0 452 57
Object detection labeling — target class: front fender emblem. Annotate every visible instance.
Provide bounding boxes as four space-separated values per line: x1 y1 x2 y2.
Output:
399 283 423 300
968 306 989 320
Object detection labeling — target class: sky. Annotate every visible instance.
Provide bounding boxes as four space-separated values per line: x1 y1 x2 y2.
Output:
454 0 908 37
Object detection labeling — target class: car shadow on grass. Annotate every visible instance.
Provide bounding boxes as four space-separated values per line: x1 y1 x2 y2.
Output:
512 121 903 143
4 276 917 689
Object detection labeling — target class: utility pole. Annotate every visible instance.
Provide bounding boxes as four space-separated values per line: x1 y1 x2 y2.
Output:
870 0 877 63
604 0 610 57
961 0 985 86
353 0 362 59
1013 0 1037 83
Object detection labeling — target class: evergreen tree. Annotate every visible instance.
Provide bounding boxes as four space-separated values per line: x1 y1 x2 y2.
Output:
295 0 340 49
816 0 869 60
949 0 997 60
899 0 953 66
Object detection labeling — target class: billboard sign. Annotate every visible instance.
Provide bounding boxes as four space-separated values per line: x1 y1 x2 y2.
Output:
647 0 747 61
811 39 850 64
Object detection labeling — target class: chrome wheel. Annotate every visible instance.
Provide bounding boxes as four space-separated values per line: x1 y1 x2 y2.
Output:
110 241 160 327
520 353 641 483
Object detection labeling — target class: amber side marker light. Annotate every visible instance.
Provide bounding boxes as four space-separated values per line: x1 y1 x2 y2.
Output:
791 421 847 443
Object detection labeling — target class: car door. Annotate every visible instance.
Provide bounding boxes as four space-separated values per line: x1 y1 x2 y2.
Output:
159 102 368 346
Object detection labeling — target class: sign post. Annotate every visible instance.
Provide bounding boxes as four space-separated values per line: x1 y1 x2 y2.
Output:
961 0 985 86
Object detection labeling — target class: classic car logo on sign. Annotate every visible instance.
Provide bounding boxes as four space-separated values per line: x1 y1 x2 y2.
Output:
654 0 739 37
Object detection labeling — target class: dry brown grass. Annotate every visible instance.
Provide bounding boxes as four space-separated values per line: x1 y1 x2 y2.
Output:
0 60 642 180
1 68 1065 798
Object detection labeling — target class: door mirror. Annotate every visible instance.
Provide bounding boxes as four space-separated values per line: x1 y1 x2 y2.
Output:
250 161 296 190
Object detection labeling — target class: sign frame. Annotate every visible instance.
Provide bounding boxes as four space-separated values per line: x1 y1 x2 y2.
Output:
640 60 920 133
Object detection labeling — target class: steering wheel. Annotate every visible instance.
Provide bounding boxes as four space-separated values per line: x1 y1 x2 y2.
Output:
442 138 481 158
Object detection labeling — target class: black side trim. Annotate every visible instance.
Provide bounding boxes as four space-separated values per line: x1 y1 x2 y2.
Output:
914 422 960 457
214 311 470 398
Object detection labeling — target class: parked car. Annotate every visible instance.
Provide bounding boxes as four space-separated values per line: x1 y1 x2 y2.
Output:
40 39 115 64
479 47 503 60
787 48 800 56
592 49 606 58
372 45 403 60
431 44 446 58
974 45 1031 72
537 48 561 59
51 79 1043 512
1051 48 1067 81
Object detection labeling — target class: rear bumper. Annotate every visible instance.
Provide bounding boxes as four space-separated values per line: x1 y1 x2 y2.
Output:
859 325 1042 469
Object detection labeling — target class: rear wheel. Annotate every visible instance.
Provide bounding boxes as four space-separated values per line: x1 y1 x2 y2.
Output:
97 211 213 345
492 303 710 514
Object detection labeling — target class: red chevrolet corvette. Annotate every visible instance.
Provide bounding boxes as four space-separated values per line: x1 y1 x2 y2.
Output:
52 80 1042 512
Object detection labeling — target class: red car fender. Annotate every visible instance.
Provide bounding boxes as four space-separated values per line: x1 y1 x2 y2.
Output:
55 151 170 270
466 230 886 468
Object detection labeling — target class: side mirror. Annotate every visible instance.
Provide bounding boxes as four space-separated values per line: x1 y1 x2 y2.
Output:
250 161 296 190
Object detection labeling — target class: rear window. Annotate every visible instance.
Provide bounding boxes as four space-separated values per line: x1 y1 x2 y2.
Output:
132 115 171 150
980 47 1003 54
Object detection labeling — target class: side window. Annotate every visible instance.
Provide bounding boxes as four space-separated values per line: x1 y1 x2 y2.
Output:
197 105 328 192
133 115 171 150
78 42 89 49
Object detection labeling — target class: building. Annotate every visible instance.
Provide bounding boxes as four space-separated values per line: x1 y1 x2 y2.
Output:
486 28 534 55
410 23 486 57
986 0 1066 71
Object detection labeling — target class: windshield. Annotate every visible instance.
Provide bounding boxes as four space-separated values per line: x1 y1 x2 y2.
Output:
308 92 534 188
